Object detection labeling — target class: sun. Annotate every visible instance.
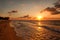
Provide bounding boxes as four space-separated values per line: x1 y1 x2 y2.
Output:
36 16 43 20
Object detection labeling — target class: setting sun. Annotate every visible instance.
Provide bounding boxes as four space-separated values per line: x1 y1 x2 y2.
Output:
36 16 43 20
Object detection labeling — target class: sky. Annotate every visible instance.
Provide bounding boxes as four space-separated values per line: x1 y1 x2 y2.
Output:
0 0 59 18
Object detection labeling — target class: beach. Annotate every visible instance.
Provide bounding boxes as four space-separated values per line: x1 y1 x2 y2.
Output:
0 20 17 40
0 20 60 40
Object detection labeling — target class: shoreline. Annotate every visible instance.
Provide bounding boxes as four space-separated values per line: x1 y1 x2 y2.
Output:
0 20 23 40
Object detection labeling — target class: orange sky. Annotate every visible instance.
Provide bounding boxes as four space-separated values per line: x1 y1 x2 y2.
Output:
0 0 60 20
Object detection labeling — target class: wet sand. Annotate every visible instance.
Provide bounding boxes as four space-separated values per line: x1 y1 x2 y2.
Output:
0 20 17 40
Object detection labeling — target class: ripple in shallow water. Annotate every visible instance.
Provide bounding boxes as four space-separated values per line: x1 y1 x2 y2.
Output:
10 21 60 40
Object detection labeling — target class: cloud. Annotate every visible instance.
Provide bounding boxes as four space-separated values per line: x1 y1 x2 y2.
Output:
40 0 60 15
8 10 18 13
54 0 60 8
40 7 60 15
55 4 60 8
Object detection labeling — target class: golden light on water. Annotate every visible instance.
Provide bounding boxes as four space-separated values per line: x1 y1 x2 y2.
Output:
38 22 41 25
37 26 42 30
37 22 42 30
38 27 41 29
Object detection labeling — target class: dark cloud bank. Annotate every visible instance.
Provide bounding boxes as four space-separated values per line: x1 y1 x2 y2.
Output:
41 0 60 15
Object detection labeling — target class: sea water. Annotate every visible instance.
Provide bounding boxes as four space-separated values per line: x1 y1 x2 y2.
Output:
10 20 60 40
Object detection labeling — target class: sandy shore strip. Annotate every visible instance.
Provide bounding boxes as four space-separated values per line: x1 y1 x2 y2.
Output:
0 20 23 40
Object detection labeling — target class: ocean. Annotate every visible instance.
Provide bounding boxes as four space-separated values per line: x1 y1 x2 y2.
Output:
10 20 60 40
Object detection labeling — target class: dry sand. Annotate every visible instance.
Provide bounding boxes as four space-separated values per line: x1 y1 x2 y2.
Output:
0 20 23 40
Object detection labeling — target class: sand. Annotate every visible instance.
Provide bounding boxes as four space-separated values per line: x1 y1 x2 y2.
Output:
0 20 17 40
